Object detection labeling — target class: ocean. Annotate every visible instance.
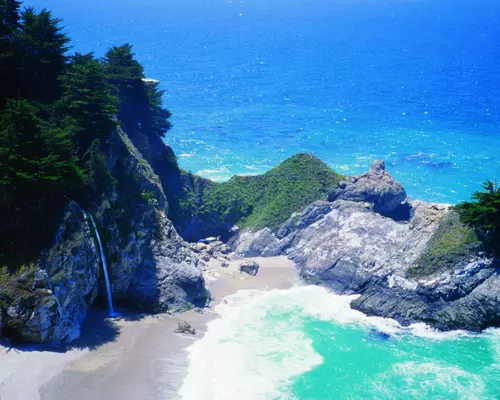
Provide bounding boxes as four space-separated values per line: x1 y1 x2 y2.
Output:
31 0 500 398
180 286 500 400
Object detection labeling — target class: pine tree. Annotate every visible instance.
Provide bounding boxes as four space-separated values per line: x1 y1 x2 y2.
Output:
17 7 70 103
103 44 145 133
0 98 84 208
103 44 172 138
143 79 172 137
456 180 500 253
59 53 119 151
0 0 22 108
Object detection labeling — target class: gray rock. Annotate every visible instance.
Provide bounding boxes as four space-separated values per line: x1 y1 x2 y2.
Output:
0 201 101 344
0 128 210 344
328 160 411 221
229 161 500 331
239 261 260 276
175 321 196 335
33 270 49 289
221 262 229 268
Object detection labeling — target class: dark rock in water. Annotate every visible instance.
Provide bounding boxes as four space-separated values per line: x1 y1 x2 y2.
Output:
175 321 196 335
239 261 260 276
368 329 391 341
221 262 229 268
328 160 411 221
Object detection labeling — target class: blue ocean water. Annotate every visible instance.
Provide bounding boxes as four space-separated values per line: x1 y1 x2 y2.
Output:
33 0 500 203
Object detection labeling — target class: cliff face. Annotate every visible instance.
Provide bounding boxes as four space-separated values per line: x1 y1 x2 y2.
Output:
230 161 500 332
98 128 208 312
0 128 209 344
0 201 99 343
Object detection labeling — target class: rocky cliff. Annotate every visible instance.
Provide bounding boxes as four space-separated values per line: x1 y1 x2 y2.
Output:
230 161 500 332
0 128 209 343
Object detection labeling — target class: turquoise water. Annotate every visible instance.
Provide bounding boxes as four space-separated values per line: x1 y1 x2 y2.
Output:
180 286 500 400
32 0 500 203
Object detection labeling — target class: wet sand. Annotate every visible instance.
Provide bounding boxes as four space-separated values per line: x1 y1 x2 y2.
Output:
0 256 298 400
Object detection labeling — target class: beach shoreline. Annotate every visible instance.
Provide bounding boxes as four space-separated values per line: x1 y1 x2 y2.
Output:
0 256 298 400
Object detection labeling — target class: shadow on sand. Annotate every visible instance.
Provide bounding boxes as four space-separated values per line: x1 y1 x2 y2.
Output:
0 307 150 354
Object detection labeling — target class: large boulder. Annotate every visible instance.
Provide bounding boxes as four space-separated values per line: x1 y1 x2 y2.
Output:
328 160 411 221
239 261 260 276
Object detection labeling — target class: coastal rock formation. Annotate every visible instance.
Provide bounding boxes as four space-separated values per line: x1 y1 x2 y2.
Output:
327 160 411 220
230 161 499 332
175 321 196 335
239 261 259 276
0 201 99 343
0 128 209 344
98 128 209 313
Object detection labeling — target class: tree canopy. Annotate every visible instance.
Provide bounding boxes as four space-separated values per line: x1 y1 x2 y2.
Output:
456 180 500 253
0 1 173 264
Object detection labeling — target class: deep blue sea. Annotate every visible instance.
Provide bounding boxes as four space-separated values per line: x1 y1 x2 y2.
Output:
33 0 500 203
29 2 500 398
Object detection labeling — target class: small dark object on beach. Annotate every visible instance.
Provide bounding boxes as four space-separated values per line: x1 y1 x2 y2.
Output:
175 321 196 335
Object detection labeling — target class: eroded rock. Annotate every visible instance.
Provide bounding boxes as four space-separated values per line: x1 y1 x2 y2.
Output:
175 321 196 335
239 261 260 276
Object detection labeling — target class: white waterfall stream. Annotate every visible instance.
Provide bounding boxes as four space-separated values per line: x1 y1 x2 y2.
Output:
87 214 115 315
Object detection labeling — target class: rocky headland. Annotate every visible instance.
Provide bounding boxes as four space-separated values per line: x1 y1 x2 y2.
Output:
0 127 497 345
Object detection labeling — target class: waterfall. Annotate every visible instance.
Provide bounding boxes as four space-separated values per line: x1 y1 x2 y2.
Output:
87 214 115 315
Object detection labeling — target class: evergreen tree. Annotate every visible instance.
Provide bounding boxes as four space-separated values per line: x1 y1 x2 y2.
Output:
17 7 69 103
0 0 22 108
103 44 172 138
456 180 500 252
0 98 84 208
103 44 145 133
59 53 118 151
143 79 172 137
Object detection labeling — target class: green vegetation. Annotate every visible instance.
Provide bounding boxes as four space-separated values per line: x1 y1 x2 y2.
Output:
455 180 500 253
169 154 343 240
205 153 343 229
0 1 172 269
407 211 481 279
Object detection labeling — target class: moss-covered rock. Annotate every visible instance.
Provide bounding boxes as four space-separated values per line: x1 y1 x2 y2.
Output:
407 210 481 279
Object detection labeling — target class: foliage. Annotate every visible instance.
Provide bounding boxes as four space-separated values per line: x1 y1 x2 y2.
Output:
170 154 343 240
455 180 500 252
103 44 172 138
58 53 118 151
407 211 480 278
0 99 84 207
0 0 22 108
17 7 69 103
0 3 173 272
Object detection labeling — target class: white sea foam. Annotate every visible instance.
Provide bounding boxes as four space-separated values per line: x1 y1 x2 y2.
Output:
179 287 325 400
178 286 495 399
391 362 485 399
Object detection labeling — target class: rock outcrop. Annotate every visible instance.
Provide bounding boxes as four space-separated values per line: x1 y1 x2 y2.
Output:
0 201 99 343
327 160 411 220
96 128 209 313
0 128 210 344
239 261 259 276
230 161 499 332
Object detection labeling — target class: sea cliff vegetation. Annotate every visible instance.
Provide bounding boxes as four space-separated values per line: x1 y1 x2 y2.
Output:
0 0 171 271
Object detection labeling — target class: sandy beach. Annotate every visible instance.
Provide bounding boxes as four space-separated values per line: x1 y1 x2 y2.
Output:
0 256 298 400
